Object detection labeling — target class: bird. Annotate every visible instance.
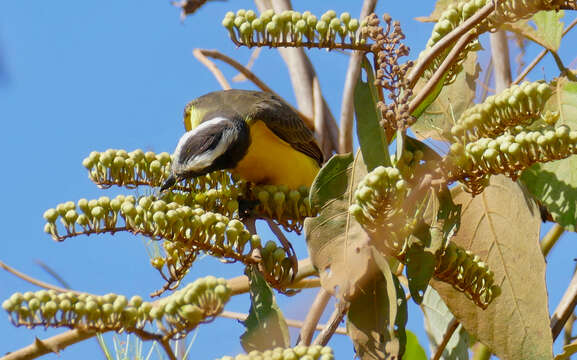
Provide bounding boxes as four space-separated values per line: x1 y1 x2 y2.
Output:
160 89 324 191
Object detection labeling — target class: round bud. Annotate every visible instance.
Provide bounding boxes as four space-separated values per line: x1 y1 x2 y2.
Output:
43 209 59 223
316 21 328 34
273 247 286 262
245 10 256 22
222 17 234 29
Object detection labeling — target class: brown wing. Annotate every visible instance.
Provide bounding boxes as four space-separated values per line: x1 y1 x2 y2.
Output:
191 90 324 166
250 92 324 166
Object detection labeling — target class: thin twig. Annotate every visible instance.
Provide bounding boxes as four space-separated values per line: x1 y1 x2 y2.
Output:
313 302 349 346
159 338 177 360
431 318 460 360
513 16 577 84
409 32 476 115
192 48 231 90
541 223 565 257
232 47 262 82
1 329 101 360
195 49 274 94
338 0 377 154
193 48 316 131
551 268 577 339
298 288 333 345
0 260 85 296
480 57 494 101
219 310 347 335
34 260 71 289
564 313 577 346
407 1 498 88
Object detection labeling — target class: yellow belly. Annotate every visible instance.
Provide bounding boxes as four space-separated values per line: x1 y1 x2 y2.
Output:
232 120 320 189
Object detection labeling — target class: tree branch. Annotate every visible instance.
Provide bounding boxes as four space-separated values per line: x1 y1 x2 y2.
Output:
219 309 346 335
1 329 101 360
338 0 377 154
298 288 332 346
541 223 565 257
551 268 577 339
490 31 512 93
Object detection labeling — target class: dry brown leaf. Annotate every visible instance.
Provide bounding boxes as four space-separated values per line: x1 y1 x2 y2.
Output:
432 175 552 360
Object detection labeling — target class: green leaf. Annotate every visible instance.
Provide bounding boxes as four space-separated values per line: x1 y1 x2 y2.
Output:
432 176 552 360
412 52 479 140
346 248 407 360
355 57 390 171
402 330 428 360
306 152 377 300
240 266 290 352
504 10 564 52
521 77 577 231
421 288 470 360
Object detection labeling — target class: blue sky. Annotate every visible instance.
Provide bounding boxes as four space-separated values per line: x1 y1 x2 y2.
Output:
1 1 576 359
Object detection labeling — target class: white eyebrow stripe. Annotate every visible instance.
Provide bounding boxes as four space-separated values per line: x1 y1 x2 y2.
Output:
172 116 238 172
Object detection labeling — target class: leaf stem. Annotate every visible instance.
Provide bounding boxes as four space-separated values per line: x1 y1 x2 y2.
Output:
407 1 497 88
541 223 565 257
313 301 349 346
551 50 577 82
431 318 460 360
298 288 332 345
408 32 476 115
513 16 577 85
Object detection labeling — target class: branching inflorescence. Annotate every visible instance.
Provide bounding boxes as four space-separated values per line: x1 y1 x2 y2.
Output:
43 193 296 295
83 149 316 232
2 276 231 338
364 13 414 132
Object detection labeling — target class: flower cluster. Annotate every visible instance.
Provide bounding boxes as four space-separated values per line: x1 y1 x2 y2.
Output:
435 241 500 309
222 9 370 50
450 81 554 143
349 166 411 255
447 125 577 194
2 276 231 338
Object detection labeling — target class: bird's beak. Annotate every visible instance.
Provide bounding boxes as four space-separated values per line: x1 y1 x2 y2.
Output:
160 175 177 192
